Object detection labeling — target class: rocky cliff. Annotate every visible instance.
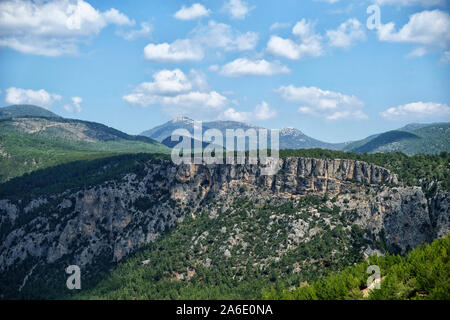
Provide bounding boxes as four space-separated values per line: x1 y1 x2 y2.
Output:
0 157 448 297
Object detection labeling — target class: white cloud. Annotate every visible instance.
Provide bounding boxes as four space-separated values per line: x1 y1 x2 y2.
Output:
374 0 445 6
117 22 152 41
276 85 367 121
174 3 210 20
0 0 134 56
267 19 324 60
64 96 83 113
326 18 366 48
441 50 450 63
267 17 371 60
192 20 258 52
144 39 204 63
378 10 450 59
270 22 291 31
218 58 290 77
123 69 227 119
378 10 450 47
267 36 302 60
380 102 450 120
143 20 258 63
407 46 428 58
224 0 253 20
253 101 277 120
220 101 276 122
161 91 226 109
5 87 61 108
102 8 133 26
220 107 250 122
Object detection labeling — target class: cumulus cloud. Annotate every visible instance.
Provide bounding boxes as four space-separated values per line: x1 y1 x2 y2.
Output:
64 96 83 113
268 17 370 59
267 19 324 60
378 10 450 47
377 10 450 58
276 85 367 121
270 22 291 31
223 0 253 20
144 39 204 63
220 101 277 122
217 58 290 77
326 18 366 48
253 101 277 120
191 20 258 52
380 102 450 120
267 37 302 60
143 20 258 63
374 0 445 6
123 69 227 119
5 87 61 108
0 0 134 56
117 22 152 41
220 108 250 122
174 3 210 20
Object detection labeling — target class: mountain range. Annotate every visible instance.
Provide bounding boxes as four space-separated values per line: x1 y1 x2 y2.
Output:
2 104 448 157
141 115 449 155
0 105 448 183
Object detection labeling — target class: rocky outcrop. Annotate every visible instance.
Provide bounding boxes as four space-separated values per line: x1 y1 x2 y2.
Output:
0 157 447 291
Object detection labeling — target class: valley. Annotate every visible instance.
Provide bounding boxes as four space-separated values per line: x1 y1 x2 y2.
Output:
0 105 448 300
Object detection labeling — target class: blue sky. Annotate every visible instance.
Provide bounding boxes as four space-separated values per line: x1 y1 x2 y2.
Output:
0 0 449 142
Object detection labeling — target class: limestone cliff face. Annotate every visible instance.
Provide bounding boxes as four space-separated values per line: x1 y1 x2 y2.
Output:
0 157 448 284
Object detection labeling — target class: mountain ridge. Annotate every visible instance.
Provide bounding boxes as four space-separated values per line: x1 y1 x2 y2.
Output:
141 117 343 150
0 105 170 182
2 105 448 155
0 104 61 119
141 116 449 155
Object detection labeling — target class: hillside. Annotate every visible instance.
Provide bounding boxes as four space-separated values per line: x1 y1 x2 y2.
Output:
345 123 450 155
263 235 450 300
0 105 61 119
350 131 421 154
0 151 448 299
0 105 170 182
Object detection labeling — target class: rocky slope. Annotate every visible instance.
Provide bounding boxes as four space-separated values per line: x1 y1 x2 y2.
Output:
0 157 448 298
141 117 342 150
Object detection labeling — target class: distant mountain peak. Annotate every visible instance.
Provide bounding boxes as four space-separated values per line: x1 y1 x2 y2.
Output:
280 127 304 136
141 118 344 149
172 116 194 124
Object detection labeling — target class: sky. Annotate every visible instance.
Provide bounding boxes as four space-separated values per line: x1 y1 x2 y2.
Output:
0 0 449 142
